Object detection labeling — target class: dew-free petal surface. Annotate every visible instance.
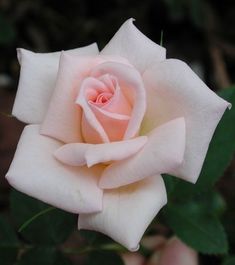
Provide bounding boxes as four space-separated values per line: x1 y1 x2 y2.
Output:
54 136 147 167
101 18 166 73
13 44 99 124
99 118 185 189
78 175 167 251
142 59 231 183
6 125 103 214
91 62 146 141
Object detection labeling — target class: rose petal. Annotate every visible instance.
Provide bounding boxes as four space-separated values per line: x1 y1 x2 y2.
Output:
54 136 147 167
76 77 110 143
40 54 99 143
159 237 198 265
6 125 103 214
99 118 185 189
91 62 146 140
78 175 167 251
101 18 166 73
88 105 130 142
13 44 99 124
142 59 231 183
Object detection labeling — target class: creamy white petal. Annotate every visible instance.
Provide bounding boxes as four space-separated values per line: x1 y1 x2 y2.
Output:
78 175 167 251
54 136 147 167
99 118 185 189
6 125 103 214
142 59 231 183
13 43 99 124
101 18 166 73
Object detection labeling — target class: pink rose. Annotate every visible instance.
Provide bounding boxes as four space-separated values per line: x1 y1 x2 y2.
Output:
122 236 198 265
6 19 230 251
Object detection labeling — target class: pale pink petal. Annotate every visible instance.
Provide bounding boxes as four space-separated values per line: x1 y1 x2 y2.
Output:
88 105 130 142
159 237 198 265
77 74 132 142
40 54 105 143
143 59 231 183
5 125 103 214
101 18 166 73
91 62 146 140
90 75 132 115
122 253 145 265
54 143 88 167
99 118 185 189
76 77 110 143
54 136 147 167
13 44 99 124
78 175 167 251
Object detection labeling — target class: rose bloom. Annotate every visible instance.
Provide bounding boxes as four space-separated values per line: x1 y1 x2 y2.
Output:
6 19 230 251
122 236 198 265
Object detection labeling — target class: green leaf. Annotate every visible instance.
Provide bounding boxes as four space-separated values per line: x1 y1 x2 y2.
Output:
17 247 72 265
223 256 235 265
164 202 228 254
196 88 235 188
79 230 98 245
79 230 117 248
10 190 76 245
170 87 235 200
163 174 179 196
85 251 124 265
0 215 19 265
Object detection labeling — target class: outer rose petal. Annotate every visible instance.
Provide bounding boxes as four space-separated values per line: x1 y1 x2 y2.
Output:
54 136 147 167
99 118 185 189
6 125 103 214
78 175 167 251
101 18 166 73
158 237 198 265
12 44 99 124
143 59 231 183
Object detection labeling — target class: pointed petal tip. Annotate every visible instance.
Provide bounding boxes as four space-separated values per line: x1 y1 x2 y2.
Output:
128 244 140 252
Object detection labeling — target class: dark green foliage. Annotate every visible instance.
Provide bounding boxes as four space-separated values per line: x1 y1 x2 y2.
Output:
164 201 228 254
17 247 72 265
10 190 76 245
0 215 19 265
84 251 124 265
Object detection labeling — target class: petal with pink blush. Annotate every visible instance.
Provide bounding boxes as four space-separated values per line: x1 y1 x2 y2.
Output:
13 44 99 124
99 118 185 189
101 18 166 73
159 237 198 265
40 54 104 143
143 59 231 183
6 125 103 214
78 175 167 251
91 62 146 141
54 136 147 167
76 77 110 143
88 105 130 142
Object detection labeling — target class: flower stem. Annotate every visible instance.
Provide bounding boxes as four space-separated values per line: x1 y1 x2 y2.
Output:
18 207 56 232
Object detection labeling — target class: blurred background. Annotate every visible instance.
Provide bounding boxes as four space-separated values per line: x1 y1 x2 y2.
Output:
0 0 235 264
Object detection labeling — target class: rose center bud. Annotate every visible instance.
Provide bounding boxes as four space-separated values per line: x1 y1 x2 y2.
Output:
86 74 116 107
77 74 132 144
